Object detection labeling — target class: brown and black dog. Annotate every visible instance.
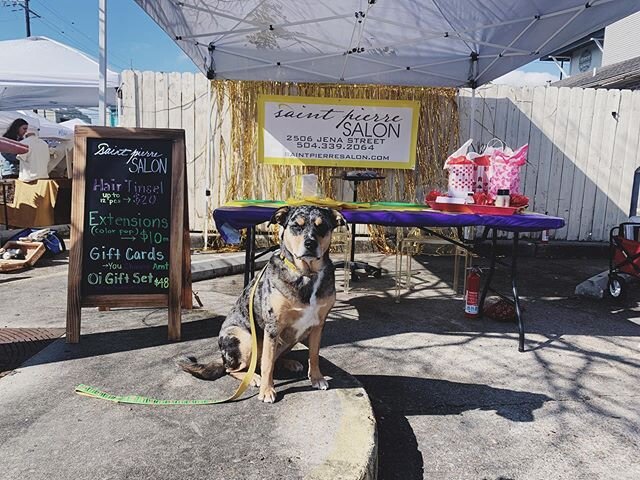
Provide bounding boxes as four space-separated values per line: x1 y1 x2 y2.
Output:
178 205 346 403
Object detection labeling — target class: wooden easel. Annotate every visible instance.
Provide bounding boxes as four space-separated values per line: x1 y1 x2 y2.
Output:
66 126 192 343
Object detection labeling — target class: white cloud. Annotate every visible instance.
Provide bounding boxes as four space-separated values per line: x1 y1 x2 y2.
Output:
493 70 558 86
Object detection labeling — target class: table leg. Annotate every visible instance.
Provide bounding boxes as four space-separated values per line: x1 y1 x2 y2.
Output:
1 183 8 230
511 232 525 352
478 228 526 352
249 226 256 281
350 217 357 265
479 228 497 316
244 226 256 287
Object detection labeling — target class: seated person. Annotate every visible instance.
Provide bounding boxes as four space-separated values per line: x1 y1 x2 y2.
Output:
17 130 50 182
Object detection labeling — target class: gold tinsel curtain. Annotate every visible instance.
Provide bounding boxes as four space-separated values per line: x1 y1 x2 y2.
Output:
211 80 459 251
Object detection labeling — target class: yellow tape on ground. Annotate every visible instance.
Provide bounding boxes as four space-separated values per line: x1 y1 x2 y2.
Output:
75 264 268 406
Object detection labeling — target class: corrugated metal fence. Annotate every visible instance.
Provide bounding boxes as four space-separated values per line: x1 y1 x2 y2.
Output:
120 70 640 241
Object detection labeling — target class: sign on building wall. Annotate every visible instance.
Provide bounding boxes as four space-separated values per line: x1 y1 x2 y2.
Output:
258 95 420 169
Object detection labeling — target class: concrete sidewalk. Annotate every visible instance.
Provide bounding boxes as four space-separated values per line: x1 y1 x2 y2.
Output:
0 249 376 480
1 248 639 479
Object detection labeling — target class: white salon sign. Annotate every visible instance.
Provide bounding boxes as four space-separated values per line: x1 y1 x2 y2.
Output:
258 95 419 169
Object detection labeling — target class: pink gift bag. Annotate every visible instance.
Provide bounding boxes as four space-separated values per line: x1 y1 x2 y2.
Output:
447 164 476 197
445 138 476 197
488 144 528 196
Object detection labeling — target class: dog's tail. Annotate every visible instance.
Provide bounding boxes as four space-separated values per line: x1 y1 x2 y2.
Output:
175 355 226 381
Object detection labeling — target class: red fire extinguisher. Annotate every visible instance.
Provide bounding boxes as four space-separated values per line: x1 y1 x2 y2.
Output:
465 268 481 318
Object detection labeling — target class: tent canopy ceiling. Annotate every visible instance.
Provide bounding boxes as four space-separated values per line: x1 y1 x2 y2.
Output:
134 0 640 87
0 36 120 109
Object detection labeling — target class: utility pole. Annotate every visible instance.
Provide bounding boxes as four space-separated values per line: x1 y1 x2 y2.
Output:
98 0 108 126
24 0 30 36
1 0 39 37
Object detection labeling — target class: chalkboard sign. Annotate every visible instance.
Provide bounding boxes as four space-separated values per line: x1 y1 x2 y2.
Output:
67 127 190 343
82 137 173 296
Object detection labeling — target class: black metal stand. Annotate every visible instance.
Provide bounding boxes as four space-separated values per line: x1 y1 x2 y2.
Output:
243 226 255 286
333 175 385 281
243 226 279 287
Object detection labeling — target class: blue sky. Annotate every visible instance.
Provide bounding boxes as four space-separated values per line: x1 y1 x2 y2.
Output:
0 0 198 72
0 0 560 83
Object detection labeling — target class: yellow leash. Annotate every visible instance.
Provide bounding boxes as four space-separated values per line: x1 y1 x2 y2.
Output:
226 261 265 401
75 263 269 405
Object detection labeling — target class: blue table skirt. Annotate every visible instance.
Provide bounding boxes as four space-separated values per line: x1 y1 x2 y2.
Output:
213 204 565 244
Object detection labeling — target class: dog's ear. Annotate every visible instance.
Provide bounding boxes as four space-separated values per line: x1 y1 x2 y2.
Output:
270 206 291 226
330 209 346 229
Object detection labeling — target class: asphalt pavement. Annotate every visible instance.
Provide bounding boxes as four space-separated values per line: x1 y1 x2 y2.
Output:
1 244 639 480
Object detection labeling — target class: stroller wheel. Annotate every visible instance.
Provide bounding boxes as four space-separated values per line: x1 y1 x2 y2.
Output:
607 274 626 300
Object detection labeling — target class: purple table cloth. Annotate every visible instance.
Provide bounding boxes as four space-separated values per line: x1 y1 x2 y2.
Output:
213 205 565 244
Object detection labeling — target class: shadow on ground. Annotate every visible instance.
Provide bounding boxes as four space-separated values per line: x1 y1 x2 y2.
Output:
357 374 550 480
22 316 226 366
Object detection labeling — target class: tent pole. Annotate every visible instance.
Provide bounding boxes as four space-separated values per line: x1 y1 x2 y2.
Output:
470 51 479 146
203 80 212 250
98 0 107 126
470 87 476 143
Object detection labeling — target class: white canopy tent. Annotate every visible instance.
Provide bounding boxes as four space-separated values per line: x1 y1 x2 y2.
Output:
58 118 88 130
0 36 120 110
134 0 639 87
132 0 639 243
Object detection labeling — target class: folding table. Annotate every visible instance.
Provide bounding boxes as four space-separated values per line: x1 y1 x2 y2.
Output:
213 202 564 352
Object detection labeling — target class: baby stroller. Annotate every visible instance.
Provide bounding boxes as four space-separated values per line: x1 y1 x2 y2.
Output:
608 222 640 299
608 167 640 299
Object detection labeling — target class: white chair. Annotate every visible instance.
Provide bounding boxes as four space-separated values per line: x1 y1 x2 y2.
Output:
394 185 475 300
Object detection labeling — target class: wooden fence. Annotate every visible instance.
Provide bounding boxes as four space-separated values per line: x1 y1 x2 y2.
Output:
458 85 640 241
119 70 211 232
120 70 640 242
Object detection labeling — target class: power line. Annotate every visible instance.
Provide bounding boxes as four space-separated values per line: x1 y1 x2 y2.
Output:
1 0 40 37
33 10 128 71
32 0 130 68
6 0 129 71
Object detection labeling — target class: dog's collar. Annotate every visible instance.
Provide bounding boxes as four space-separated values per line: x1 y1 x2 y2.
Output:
279 252 300 273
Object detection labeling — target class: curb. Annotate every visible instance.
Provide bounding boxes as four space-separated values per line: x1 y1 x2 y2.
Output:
575 269 608 299
305 386 378 480
190 252 272 281
0 225 610 260
304 360 378 480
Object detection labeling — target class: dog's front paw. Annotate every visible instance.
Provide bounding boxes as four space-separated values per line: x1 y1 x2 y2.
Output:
258 385 277 403
250 373 261 388
310 375 329 390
